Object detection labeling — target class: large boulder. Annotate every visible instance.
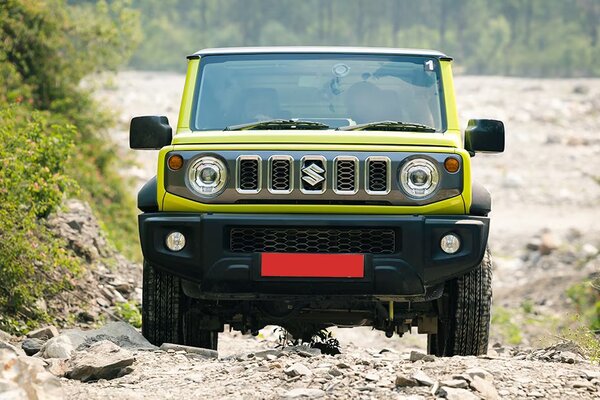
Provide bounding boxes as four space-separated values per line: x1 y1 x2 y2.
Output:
39 322 155 360
66 340 135 382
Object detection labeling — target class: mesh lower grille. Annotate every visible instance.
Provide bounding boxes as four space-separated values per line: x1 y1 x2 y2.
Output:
229 227 396 254
271 159 291 191
368 160 388 192
335 159 356 192
238 159 259 191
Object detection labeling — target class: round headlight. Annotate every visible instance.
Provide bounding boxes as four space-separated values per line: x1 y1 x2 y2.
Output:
188 156 227 197
399 158 439 198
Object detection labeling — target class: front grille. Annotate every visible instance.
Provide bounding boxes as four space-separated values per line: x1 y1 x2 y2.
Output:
367 157 390 194
335 157 358 194
237 157 260 193
269 156 292 193
229 227 397 254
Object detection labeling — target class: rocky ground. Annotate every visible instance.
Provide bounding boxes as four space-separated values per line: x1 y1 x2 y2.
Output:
1 73 599 399
2 321 599 399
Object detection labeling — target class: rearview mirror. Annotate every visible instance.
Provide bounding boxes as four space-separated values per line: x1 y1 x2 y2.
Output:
464 119 505 154
130 116 172 150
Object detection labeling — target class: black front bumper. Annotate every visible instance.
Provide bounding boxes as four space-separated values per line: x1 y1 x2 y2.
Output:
139 213 489 298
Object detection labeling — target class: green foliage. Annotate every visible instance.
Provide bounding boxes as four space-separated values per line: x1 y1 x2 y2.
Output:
562 327 600 363
114 301 142 328
0 107 81 334
491 306 523 345
567 279 600 332
126 0 600 77
0 1 142 332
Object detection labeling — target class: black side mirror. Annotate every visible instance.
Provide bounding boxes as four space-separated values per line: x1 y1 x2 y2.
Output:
464 119 505 153
130 116 172 150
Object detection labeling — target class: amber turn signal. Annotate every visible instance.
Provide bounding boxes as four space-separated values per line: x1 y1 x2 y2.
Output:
444 157 460 173
168 154 184 170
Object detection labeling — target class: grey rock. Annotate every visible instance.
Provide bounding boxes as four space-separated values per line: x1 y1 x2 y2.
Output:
364 372 379 382
328 366 343 377
117 366 135 378
284 362 312 377
66 340 135 382
22 338 45 356
45 358 69 377
159 343 217 359
409 350 427 361
438 386 480 400
229 365 246 374
82 322 156 350
27 325 59 340
0 349 63 399
431 381 440 396
440 379 469 388
558 351 581 364
0 340 26 357
573 84 589 95
572 380 593 389
0 329 13 342
282 388 325 399
469 376 499 400
41 335 78 359
283 345 321 357
395 375 418 387
465 367 493 381
254 349 282 359
582 370 600 380
336 362 351 369
412 370 435 386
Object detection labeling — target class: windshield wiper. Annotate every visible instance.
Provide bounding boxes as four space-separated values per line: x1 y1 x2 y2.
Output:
336 120 436 132
224 119 330 131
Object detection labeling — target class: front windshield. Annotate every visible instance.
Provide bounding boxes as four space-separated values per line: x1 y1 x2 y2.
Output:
192 53 445 131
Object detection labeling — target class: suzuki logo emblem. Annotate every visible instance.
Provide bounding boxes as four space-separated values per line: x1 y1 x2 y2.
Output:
301 162 325 187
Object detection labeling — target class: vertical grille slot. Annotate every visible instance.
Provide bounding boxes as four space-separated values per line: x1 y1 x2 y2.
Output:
269 156 293 193
334 156 358 194
237 156 261 193
366 156 390 194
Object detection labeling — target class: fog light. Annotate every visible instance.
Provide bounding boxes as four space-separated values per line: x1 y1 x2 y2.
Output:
166 231 186 252
440 233 461 254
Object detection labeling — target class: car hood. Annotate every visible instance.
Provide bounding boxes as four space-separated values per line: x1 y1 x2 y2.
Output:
172 130 461 148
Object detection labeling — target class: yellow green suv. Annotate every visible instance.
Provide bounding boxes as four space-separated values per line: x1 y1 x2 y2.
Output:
130 47 504 356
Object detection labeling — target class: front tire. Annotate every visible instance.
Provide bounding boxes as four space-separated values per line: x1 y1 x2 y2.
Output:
142 261 218 350
427 248 492 356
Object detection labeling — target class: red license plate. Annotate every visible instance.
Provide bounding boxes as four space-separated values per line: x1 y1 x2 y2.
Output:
261 253 364 278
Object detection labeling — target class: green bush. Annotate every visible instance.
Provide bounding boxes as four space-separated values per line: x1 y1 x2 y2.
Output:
114 301 142 328
0 107 81 334
0 1 142 333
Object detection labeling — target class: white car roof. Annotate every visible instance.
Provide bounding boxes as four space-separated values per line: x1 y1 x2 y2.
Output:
188 46 450 60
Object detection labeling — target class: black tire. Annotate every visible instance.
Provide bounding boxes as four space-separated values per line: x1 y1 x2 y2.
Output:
427 248 492 356
142 261 218 350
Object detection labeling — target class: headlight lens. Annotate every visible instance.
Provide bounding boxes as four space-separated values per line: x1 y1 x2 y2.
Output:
188 156 227 197
399 158 439 198
165 231 186 252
